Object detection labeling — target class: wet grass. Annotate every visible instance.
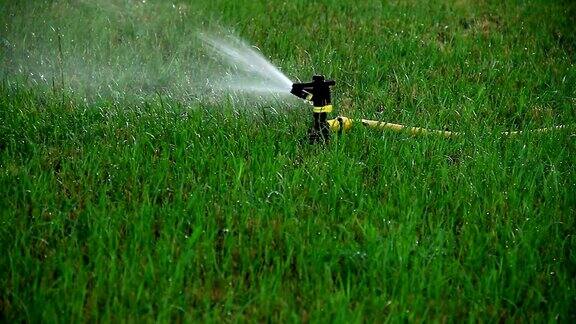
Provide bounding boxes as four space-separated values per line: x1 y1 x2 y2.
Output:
1 0 575 322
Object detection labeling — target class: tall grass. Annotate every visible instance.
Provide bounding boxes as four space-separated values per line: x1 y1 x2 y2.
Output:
1 0 575 321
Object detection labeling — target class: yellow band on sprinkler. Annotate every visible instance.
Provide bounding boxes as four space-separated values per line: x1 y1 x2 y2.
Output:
313 105 333 113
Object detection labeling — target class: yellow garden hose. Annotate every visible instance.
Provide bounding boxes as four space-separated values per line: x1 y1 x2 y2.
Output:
328 117 568 137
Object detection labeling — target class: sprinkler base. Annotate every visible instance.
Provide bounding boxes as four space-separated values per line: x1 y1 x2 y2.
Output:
308 112 330 144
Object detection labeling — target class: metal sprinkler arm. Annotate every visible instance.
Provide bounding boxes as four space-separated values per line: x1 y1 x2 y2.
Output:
290 83 313 101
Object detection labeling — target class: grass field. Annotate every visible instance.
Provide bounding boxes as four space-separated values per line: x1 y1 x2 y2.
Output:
1 0 575 322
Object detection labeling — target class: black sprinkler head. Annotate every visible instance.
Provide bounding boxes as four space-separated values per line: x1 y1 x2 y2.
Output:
312 75 325 82
290 75 336 144
290 75 335 105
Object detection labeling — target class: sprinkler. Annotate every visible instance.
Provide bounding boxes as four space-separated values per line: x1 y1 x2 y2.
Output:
290 74 567 142
291 75 335 144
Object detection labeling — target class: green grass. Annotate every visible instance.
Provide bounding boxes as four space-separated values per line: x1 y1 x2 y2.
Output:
1 0 575 322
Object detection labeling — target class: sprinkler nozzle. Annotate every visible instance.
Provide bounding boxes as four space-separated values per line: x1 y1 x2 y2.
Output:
290 75 335 107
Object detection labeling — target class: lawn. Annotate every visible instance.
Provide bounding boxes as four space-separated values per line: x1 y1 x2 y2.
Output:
1 0 575 321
